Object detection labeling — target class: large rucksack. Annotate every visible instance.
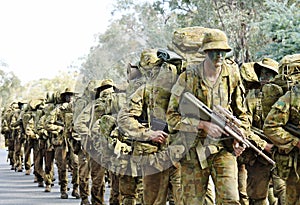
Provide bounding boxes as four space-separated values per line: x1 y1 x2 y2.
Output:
262 54 300 118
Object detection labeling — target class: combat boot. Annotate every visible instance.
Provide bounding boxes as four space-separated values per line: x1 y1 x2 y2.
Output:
25 169 31 175
38 181 44 187
61 192 68 199
71 188 80 199
17 166 23 172
81 198 91 205
44 184 51 192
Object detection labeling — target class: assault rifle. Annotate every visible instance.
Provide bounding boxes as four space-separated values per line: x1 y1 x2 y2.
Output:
182 92 276 166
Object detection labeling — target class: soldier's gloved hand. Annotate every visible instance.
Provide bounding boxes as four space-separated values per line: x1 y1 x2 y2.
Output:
233 139 245 157
149 130 168 144
198 120 228 138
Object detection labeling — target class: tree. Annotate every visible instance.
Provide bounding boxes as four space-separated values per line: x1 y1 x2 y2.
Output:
254 0 300 61
79 0 178 84
0 68 22 108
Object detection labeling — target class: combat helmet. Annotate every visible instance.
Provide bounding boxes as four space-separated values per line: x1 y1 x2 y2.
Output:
201 28 232 52
254 58 279 78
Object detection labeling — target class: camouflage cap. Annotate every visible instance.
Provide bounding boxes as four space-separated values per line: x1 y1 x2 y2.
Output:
139 49 163 70
60 87 78 96
201 29 232 52
94 79 115 92
254 58 279 75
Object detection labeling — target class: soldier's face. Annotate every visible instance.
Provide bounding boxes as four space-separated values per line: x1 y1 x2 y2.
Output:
207 50 226 68
64 94 74 103
259 68 276 85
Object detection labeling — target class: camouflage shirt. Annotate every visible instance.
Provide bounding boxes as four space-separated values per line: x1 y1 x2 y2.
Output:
166 60 250 148
263 84 300 154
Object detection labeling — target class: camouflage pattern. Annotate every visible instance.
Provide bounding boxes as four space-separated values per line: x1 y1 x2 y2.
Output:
22 99 45 181
118 58 184 205
45 102 71 194
36 103 56 188
263 84 300 205
73 81 115 204
10 103 25 172
200 28 232 52
166 56 249 204
1 102 18 169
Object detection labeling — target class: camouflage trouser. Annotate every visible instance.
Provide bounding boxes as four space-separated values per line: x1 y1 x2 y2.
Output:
271 172 286 205
119 174 143 205
90 157 106 205
109 171 121 204
238 163 249 205
246 159 273 205
54 144 68 193
78 149 90 200
181 147 240 205
34 139 45 182
24 138 39 175
142 165 183 205
285 164 300 205
13 135 24 170
68 139 79 190
44 147 55 186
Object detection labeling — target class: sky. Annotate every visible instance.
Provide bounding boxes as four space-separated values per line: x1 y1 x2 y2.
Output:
0 0 113 85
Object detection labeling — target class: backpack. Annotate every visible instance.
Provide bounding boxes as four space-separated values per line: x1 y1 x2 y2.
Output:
262 53 300 118
167 26 211 64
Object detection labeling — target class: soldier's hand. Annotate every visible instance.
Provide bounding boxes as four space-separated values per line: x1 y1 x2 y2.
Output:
264 143 274 154
296 140 300 149
233 139 245 157
198 120 227 138
149 130 168 144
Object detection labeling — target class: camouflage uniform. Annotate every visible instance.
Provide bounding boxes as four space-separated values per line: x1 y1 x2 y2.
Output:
166 29 249 204
23 99 45 184
73 80 104 205
10 101 26 172
243 58 287 205
2 102 18 170
118 49 184 205
45 88 79 199
74 80 112 205
263 83 300 205
36 92 58 192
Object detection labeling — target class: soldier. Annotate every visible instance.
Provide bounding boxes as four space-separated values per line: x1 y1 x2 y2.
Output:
45 88 79 199
23 98 45 187
242 58 283 204
10 101 26 172
73 80 101 205
1 102 18 170
36 92 58 192
263 83 300 205
166 28 248 204
74 80 110 205
118 48 184 205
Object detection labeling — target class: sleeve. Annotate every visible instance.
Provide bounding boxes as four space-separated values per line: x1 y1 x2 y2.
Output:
263 92 299 154
117 85 156 141
166 71 200 133
73 103 93 136
245 92 267 149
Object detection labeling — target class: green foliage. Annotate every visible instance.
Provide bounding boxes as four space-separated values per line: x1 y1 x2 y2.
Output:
254 0 300 61
0 68 22 108
80 0 179 85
